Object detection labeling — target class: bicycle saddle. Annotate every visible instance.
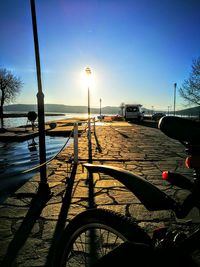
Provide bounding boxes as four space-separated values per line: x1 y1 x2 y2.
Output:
158 116 200 144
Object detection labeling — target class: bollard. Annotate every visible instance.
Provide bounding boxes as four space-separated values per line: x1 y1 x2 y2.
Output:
73 123 78 164
93 117 96 135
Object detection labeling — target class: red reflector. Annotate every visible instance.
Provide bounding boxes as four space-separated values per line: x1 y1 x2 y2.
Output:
185 157 190 169
185 156 200 169
162 171 169 180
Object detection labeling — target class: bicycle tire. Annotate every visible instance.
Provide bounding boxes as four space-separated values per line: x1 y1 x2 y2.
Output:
54 208 151 267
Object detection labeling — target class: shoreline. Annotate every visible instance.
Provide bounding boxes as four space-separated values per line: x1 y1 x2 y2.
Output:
3 113 65 118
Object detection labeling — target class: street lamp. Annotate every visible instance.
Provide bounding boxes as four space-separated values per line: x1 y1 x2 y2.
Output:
85 67 92 164
100 98 102 118
168 106 170 116
30 0 49 193
85 67 95 208
173 83 177 116
151 106 154 115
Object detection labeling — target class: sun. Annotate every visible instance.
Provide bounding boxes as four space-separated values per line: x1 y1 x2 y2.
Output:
80 67 95 88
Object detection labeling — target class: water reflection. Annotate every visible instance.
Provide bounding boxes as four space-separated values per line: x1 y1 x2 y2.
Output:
0 136 72 203
28 138 38 153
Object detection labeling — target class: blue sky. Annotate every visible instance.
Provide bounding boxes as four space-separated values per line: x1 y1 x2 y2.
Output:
1 0 200 111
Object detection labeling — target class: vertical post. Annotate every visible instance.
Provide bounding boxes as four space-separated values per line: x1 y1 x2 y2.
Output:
174 83 177 116
93 117 96 135
73 123 78 164
87 86 92 164
30 0 48 189
151 106 154 115
85 67 95 208
100 98 102 118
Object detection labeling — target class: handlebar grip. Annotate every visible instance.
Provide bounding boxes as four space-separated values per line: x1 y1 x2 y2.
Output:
162 171 194 191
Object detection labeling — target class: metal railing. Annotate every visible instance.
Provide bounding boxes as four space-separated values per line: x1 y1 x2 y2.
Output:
3 123 87 179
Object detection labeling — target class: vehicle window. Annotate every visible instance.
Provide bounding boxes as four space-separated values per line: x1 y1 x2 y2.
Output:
126 107 139 112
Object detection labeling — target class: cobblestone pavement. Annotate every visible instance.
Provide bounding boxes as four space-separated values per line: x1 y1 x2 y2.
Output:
0 121 194 266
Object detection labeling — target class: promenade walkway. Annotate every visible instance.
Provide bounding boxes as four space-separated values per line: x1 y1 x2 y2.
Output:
0 120 193 266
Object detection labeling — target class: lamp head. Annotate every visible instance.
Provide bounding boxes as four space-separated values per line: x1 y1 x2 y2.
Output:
85 67 92 76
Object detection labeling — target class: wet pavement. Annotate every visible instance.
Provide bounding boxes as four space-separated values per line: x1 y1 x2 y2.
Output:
0 120 194 266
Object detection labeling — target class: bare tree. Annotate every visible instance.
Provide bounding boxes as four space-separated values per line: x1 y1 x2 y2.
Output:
0 68 22 129
179 57 200 106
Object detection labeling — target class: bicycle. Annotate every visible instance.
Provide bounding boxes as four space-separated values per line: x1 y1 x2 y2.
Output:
53 116 200 267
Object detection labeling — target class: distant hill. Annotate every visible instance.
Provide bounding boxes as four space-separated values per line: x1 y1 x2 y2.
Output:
4 104 120 115
175 105 200 116
4 103 200 117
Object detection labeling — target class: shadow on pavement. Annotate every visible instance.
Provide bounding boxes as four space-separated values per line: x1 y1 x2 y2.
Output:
45 164 78 266
1 184 52 267
129 120 159 129
141 120 159 129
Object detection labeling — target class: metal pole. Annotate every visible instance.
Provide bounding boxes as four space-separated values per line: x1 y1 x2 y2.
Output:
84 67 94 208
88 87 92 163
30 0 48 188
87 87 95 208
100 98 102 117
73 123 78 164
174 83 177 116
93 117 96 134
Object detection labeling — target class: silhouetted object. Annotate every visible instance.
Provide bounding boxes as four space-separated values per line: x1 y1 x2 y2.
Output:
27 111 37 130
30 0 49 192
85 67 92 164
49 122 57 129
0 68 22 129
92 241 196 267
85 67 95 208
174 82 177 116
179 57 200 106
151 112 166 121
120 102 125 116
28 137 38 152
99 98 102 119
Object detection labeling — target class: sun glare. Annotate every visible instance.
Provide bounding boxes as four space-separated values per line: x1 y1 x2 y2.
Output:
80 67 95 89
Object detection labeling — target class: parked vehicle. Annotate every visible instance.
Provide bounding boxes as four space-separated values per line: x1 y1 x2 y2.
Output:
152 112 166 121
53 116 200 267
124 104 144 122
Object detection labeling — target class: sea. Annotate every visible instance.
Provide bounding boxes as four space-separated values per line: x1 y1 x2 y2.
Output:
3 112 89 128
0 112 97 203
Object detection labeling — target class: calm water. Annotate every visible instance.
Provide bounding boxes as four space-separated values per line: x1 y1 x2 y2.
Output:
3 112 89 128
0 113 86 203
0 112 103 203
0 135 73 203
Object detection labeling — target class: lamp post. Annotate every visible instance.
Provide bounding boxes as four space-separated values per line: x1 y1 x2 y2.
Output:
85 67 95 208
151 106 154 115
30 0 49 193
100 98 102 118
168 106 170 116
85 67 92 164
173 83 177 116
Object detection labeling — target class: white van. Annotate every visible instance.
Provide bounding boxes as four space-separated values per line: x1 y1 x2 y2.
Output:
124 104 144 122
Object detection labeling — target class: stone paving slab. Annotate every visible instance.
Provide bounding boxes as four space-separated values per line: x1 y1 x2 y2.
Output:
0 120 195 266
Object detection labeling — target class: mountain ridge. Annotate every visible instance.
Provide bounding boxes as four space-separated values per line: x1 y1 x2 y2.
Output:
4 104 120 114
4 104 200 116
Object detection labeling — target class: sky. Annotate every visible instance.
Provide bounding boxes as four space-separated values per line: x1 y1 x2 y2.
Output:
1 0 200 111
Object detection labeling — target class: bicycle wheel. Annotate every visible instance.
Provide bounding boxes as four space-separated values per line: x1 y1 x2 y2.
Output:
54 208 151 267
